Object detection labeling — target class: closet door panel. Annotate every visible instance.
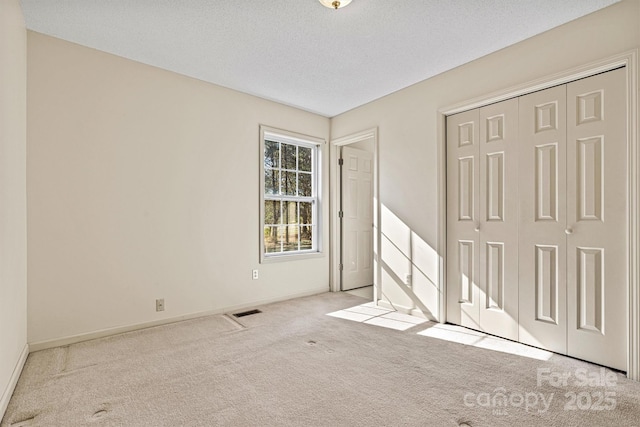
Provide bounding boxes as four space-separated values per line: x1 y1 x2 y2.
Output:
447 109 480 329
519 85 568 354
566 67 627 371
479 98 519 341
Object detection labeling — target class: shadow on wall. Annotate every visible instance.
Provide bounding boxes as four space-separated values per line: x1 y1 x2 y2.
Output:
379 204 439 320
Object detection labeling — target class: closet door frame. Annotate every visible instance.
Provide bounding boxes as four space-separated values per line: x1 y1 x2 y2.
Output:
437 50 640 380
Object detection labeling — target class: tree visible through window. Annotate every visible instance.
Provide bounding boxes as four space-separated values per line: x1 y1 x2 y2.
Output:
263 136 318 255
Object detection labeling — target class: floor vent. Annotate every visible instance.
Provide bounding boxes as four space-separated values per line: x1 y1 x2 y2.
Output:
233 309 262 318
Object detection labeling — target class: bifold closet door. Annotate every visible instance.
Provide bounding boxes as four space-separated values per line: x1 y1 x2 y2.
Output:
478 99 519 341
566 67 627 371
518 85 568 355
447 99 519 340
447 109 480 329
448 68 627 371
518 69 627 369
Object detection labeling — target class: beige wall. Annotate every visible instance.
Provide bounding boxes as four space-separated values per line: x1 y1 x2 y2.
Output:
0 0 28 417
331 0 640 319
27 32 330 345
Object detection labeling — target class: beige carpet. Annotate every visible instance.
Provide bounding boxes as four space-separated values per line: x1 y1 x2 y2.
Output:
2 292 640 426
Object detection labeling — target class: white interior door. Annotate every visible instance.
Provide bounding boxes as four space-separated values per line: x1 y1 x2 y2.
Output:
478 98 519 341
446 109 481 329
518 84 568 354
566 67 627 371
341 146 374 291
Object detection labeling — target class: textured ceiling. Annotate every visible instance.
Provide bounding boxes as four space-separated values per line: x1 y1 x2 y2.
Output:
20 0 619 117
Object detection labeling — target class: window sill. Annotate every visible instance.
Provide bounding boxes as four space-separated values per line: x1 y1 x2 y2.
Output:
261 251 324 264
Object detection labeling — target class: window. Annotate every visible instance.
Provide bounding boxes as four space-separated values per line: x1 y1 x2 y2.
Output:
260 126 322 259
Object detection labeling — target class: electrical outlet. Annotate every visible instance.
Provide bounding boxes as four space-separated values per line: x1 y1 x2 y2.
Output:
404 274 412 285
156 298 165 312
252 269 259 280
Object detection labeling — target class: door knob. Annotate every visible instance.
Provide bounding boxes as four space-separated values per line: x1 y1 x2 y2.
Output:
565 228 573 235
475 224 480 232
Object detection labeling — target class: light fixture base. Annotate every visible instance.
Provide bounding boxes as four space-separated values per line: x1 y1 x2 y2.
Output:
319 0 352 10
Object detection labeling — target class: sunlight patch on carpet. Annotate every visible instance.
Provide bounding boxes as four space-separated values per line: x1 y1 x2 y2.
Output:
327 303 428 331
417 323 553 361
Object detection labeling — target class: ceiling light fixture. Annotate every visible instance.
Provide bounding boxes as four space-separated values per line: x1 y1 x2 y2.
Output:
319 0 352 10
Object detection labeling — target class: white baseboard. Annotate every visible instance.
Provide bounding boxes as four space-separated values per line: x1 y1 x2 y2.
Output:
0 343 29 422
29 287 329 352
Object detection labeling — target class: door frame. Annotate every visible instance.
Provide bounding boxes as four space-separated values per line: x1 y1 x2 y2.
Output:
329 128 380 297
437 50 640 380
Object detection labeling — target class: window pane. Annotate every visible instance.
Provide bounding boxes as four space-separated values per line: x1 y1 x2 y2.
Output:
283 201 298 225
262 134 319 257
281 171 297 196
298 172 312 197
300 225 313 250
264 226 281 253
283 225 300 252
264 140 280 168
265 169 280 195
299 146 312 172
264 200 281 225
300 201 313 225
282 143 297 170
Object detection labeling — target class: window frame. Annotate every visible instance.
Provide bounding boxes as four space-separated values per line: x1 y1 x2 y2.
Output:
259 126 324 262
